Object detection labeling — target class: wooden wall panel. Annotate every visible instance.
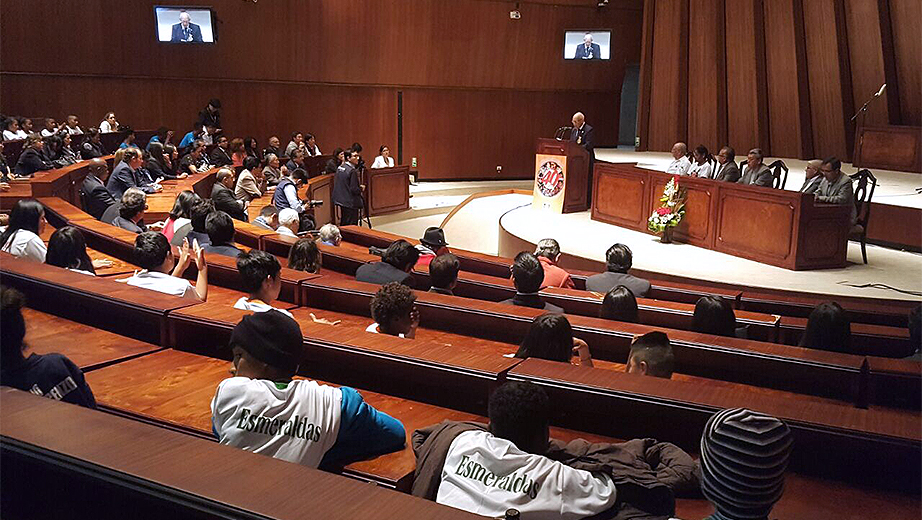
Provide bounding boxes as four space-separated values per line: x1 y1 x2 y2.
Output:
647 0 684 151
844 0 889 126
889 0 922 126
803 0 849 159
686 0 721 150
723 0 761 151
764 0 806 158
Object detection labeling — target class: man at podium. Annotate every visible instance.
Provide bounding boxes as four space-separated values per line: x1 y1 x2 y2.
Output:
570 112 595 203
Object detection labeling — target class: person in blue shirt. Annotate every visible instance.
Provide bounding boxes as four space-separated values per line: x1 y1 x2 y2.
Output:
178 124 204 153
118 128 136 149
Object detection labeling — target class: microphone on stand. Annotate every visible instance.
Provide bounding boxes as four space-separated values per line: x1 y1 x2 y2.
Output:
874 83 886 97
555 126 573 140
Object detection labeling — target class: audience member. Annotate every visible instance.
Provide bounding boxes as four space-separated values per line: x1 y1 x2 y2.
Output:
273 166 308 213
350 142 366 172
534 238 575 289
118 128 136 149
163 144 181 177
368 282 419 338
599 285 639 323
235 156 266 202
3 118 24 141
276 208 300 238
371 145 395 169
202 211 243 257
252 205 280 231
262 135 281 159
198 99 221 131
0 285 97 408
45 226 103 275
146 126 173 150
688 145 713 179
147 142 187 181
305 133 321 156
318 223 342 246
799 301 852 354
208 135 233 166
333 149 366 226
261 153 283 186
692 296 738 338
586 243 651 297
179 199 214 246
179 140 210 175
515 313 593 367
285 132 307 157
14 136 53 176
625 331 674 379
325 147 345 174
415 227 449 267
233 250 292 316
178 124 204 151
243 137 260 161
0 200 47 262
230 138 247 167
81 158 116 220
41 118 63 137
800 159 824 194
738 148 773 187
815 156 857 226
355 239 419 288
287 237 321 273
713 146 741 182
698 408 792 520
285 148 306 176
80 129 105 159
666 142 690 175
906 305 921 360
64 115 83 135
201 123 218 146
18 117 34 137
108 147 160 199
125 232 208 301
162 190 198 243
57 133 81 165
211 168 248 221
111 189 148 234
211 310 405 469
428 253 460 296
500 252 563 312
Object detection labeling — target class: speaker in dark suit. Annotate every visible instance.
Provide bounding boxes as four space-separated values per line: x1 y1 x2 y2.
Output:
170 13 203 42
571 112 596 203
573 37 602 60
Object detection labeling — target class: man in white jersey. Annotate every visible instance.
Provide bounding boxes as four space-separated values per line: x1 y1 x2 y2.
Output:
211 311 406 469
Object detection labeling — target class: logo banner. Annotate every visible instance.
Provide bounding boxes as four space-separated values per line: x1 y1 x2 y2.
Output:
533 154 567 213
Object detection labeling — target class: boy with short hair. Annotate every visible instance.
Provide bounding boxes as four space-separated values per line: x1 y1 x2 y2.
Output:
124 231 208 301
625 331 675 379
234 250 292 317
202 210 243 258
211 311 406 469
428 253 459 296
368 282 419 338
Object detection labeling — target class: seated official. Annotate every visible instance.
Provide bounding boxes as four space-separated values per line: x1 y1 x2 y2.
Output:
304 133 321 157
124 232 208 301
176 199 214 247
318 224 342 246
687 145 713 179
534 238 574 289
262 136 281 160
713 146 741 182
625 331 674 379
162 190 198 243
80 129 105 160
799 159 823 194
325 147 345 174
179 140 211 175
46 226 108 276
285 148 306 174
261 153 283 187
235 156 267 202
99 112 119 133
202 211 243 258
108 148 161 199
208 135 233 167
737 148 773 187
273 167 309 214
276 209 300 238
211 311 406 469
82 158 117 220
815 157 857 226
211 169 248 221
415 227 449 267
599 285 639 323
428 253 460 296
515 313 593 367
586 243 651 298
287 237 321 273
147 142 187 181
0 200 47 263
1 286 97 409
14 136 53 177
252 205 280 231
356 239 419 288
500 252 563 312
368 282 419 338
799 301 852 354
111 189 148 234
692 296 739 338
285 131 307 157
665 142 690 175
234 250 292 316
370 145 395 169
332 150 364 226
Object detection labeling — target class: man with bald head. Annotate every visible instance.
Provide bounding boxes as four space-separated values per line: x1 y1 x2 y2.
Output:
170 10 203 42
570 112 596 200
666 142 691 175
82 158 116 220
799 159 823 194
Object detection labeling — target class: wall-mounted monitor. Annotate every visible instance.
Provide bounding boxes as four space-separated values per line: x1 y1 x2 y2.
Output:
564 31 611 60
155 6 216 43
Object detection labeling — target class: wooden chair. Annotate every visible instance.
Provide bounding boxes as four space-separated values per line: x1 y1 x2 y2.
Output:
849 169 877 264
767 159 789 190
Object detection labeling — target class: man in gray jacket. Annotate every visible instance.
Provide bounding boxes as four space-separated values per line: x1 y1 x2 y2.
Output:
799 159 824 194
713 146 741 183
737 148 773 187
586 243 651 297
816 156 856 226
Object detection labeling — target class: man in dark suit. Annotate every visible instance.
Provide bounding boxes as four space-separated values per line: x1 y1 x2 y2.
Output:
573 33 602 60
81 158 116 220
211 169 248 221
170 11 203 42
107 148 161 200
713 146 741 183
799 159 823 194
570 111 596 203
332 149 364 226
355 240 419 289
585 243 651 298
499 252 564 313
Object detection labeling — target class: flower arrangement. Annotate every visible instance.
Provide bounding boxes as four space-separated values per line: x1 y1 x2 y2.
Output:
647 176 687 240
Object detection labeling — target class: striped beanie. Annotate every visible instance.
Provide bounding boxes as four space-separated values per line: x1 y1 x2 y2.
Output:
700 408 793 520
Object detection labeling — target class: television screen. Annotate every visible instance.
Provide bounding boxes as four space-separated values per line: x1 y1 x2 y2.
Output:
154 6 216 43
564 31 611 60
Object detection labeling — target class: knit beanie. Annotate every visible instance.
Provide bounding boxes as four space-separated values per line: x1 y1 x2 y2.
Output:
700 408 793 520
230 310 304 373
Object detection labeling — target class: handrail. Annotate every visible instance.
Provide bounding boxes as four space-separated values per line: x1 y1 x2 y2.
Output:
439 188 531 229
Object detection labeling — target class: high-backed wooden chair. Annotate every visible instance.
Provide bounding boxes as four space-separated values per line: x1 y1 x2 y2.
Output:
849 169 877 264
767 159 789 190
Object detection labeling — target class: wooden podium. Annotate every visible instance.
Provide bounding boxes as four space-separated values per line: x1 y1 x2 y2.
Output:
533 138 590 213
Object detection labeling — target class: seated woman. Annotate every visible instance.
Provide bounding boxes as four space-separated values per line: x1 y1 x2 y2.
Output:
161 190 199 243
599 285 638 323
99 112 119 133
14 136 53 176
243 136 260 161
261 153 283 186
800 302 852 354
367 282 419 338
691 296 738 338
80 129 105 160
0 199 47 262
324 147 344 174
235 156 267 202
515 313 593 367
370 145 395 169
230 137 247 167
287 236 321 273
45 226 110 275
147 142 187 181
687 144 713 179
163 144 180 177
59 133 81 165
2 117 24 141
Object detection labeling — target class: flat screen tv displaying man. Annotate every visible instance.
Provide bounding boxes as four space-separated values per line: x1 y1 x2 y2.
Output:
154 7 216 43
563 31 611 60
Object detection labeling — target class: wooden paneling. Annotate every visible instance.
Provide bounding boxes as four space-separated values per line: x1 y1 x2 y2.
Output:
803 0 849 159
723 0 761 151
764 0 807 158
647 0 684 151
889 0 922 126
845 0 890 126
686 0 721 149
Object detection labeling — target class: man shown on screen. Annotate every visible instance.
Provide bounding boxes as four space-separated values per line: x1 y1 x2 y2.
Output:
574 33 601 60
171 11 203 43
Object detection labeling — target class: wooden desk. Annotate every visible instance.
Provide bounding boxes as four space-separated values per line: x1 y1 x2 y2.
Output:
363 165 410 217
144 169 218 222
37 196 95 227
176 252 321 306
304 174 333 227
232 220 278 250
0 180 34 210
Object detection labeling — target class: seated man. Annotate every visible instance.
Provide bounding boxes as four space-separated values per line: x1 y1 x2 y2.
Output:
107 147 161 199
202 211 243 258
101 187 145 225
625 331 674 379
0 285 96 409
208 135 233 167
123 231 208 301
234 250 292 316
534 238 574 289
174 199 214 247
799 159 823 194
737 148 773 187
318 223 342 246
665 142 690 175
211 311 406 469
80 129 105 160
815 156 856 226
273 167 309 213
499 252 564 312
586 243 651 298
415 227 449 267
82 158 116 220
367 282 419 338
276 208 300 238
713 146 741 183
252 205 279 231
428 253 459 296
355 239 419 288
211 168 248 222
111 189 148 234
285 148 306 176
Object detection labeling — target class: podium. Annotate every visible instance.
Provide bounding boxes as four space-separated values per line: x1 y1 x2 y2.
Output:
533 138 590 213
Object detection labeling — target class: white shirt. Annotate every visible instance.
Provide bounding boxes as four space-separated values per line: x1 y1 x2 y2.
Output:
437 430 618 520
122 270 198 300
99 120 118 133
201 128 214 145
665 156 691 175
365 322 405 338
233 297 294 318
211 377 343 469
370 156 395 169
3 130 21 141
1 229 47 262
309 143 321 156
687 161 712 179
276 225 298 238
41 129 57 137
65 126 83 135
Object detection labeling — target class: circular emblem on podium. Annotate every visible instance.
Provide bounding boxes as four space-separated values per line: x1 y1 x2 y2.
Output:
536 160 564 197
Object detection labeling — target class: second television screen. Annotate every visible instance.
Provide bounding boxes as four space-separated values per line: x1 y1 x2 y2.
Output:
564 31 611 60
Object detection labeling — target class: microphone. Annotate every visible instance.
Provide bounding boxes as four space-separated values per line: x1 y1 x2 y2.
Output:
874 83 886 97
306 199 324 208
555 126 573 140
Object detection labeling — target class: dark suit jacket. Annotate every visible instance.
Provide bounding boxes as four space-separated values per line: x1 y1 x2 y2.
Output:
355 262 414 288
574 43 602 60
713 162 741 183
332 163 363 209
499 293 564 313
203 243 243 258
211 183 248 221
209 147 233 167
585 271 651 298
111 216 145 234
570 124 595 156
170 22 203 42
82 174 116 220
106 161 141 200
13 148 53 176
